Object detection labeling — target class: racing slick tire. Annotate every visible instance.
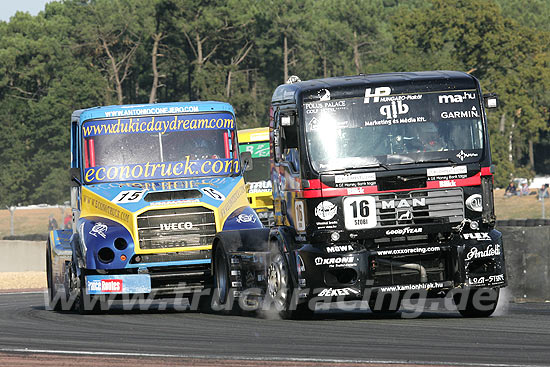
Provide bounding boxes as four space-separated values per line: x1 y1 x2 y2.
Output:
263 240 314 320
66 263 105 315
46 239 63 311
368 292 402 314
453 287 500 318
210 244 241 315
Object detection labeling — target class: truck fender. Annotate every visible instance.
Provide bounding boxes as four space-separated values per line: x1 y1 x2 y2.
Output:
222 206 264 231
48 230 73 294
268 226 300 288
211 228 270 275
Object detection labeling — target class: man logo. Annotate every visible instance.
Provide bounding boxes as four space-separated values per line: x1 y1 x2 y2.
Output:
398 210 413 221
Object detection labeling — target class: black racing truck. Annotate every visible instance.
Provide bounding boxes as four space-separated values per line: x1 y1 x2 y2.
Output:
209 71 506 318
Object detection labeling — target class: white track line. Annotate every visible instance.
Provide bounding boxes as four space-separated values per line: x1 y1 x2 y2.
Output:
0 347 547 367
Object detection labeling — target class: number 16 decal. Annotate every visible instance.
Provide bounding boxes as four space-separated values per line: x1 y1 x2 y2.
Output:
343 195 377 230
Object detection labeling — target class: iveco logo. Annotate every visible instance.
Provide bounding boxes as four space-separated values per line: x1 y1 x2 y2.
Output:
160 222 193 231
381 198 425 210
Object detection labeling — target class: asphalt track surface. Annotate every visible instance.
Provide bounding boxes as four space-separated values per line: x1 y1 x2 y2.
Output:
0 291 549 367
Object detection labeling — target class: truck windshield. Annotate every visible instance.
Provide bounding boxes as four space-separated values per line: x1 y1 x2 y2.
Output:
304 90 484 172
82 112 239 183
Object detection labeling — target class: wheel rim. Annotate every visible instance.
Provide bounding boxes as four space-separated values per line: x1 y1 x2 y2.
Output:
267 254 288 310
216 251 228 304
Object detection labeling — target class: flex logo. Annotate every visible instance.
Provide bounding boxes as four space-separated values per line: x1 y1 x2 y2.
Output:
364 87 391 103
160 222 193 231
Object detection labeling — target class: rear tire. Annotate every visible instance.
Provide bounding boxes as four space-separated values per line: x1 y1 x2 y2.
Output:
454 287 499 317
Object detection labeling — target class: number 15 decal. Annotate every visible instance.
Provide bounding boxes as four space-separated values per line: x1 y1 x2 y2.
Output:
343 195 377 230
112 190 145 203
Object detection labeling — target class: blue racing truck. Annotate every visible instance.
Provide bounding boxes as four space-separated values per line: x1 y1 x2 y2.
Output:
46 102 262 313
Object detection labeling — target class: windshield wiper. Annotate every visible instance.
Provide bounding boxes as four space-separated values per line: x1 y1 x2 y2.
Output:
389 158 457 166
327 163 389 173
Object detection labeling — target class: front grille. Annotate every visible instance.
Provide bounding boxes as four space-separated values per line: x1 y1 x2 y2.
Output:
137 207 216 250
374 188 464 227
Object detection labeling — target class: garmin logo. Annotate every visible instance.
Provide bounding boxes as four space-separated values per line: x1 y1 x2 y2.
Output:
381 198 425 210
160 222 193 231
385 227 423 236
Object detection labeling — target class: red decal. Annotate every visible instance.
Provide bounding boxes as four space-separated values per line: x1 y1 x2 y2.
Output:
101 279 123 293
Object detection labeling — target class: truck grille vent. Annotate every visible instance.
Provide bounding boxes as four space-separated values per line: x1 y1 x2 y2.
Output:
137 207 216 250
374 188 464 227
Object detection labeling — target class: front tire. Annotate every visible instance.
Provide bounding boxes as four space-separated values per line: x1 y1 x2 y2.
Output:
264 241 314 319
454 287 500 317
46 240 62 311
210 244 240 314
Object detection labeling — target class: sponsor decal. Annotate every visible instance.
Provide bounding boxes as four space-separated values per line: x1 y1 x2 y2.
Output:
248 180 272 194
160 222 193 231
318 88 331 101
89 222 108 238
202 187 226 201
462 232 492 241
305 101 347 116
381 198 425 210
103 105 199 118
438 92 476 104
239 142 269 158
318 287 360 297
83 113 234 137
326 244 354 253
347 187 365 195
468 274 505 286
364 87 392 103
335 173 376 184
84 158 239 183
465 244 501 261
295 201 306 231
87 279 123 293
236 214 256 224
385 227 423 236
426 165 467 177
380 100 409 120
375 246 441 256
379 282 444 292
441 107 479 119
314 256 356 267
456 150 479 161
315 201 337 221
439 180 457 187
82 191 131 225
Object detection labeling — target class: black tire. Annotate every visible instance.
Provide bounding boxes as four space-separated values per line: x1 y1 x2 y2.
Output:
210 244 240 315
46 240 62 311
264 240 314 320
453 287 499 317
368 292 402 314
69 266 105 315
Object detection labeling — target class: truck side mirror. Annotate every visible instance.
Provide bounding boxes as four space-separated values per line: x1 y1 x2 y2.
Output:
240 151 253 171
70 167 82 187
483 93 498 109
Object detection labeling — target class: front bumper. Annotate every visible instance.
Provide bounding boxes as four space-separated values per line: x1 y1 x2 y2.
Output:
293 229 506 300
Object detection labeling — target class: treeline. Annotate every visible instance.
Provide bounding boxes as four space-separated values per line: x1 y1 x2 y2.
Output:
1 0 549 206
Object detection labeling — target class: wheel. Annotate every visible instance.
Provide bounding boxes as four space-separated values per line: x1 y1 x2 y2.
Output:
453 287 499 317
368 292 402 314
264 240 314 319
210 245 240 314
66 264 104 315
46 240 63 311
